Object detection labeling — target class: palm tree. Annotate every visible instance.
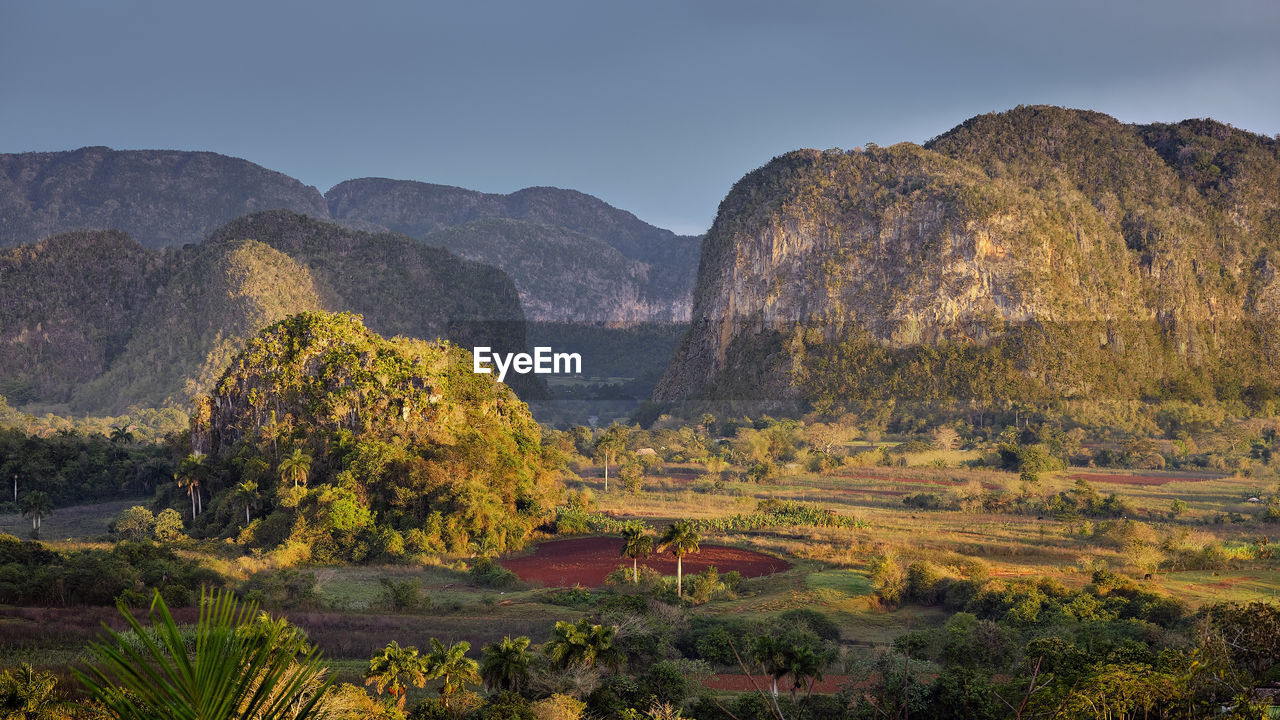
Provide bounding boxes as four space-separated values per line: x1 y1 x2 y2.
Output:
109 426 133 444
749 633 787 715
234 481 260 526
364 642 427 711
278 448 313 489
19 491 52 538
545 619 621 673
783 643 828 704
594 424 627 492
659 521 701 598
177 453 205 518
620 524 654 584
0 662 64 719
78 589 330 720
480 636 532 692
423 639 479 710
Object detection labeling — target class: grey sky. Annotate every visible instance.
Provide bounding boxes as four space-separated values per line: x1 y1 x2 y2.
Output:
2 1 1277 235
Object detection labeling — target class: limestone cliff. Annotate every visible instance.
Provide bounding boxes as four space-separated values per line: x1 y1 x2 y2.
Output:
655 107 1280 414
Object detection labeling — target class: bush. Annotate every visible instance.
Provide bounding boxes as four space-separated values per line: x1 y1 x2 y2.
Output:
238 568 319 609
153 508 186 542
469 557 519 588
779 608 841 641
114 506 155 541
903 493 945 510
378 578 423 610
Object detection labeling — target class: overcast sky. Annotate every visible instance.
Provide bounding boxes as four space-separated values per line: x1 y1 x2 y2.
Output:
2 1 1277 235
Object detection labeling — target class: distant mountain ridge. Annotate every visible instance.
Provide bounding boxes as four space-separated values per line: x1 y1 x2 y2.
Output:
0 148 700 322
0 147 328 246
327 178 700 322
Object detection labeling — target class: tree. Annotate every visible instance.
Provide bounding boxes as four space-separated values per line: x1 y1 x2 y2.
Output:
619 462 644 494
19 491 52 538
620 524 654 583
364 641 427 711
424 638 480 709
749 634 788 702
235 481 260 526
594 425 627 492
480 636 532 693
153 508 185 542
78 589 330 720
116 505 155 541
545 619 621 673
0 663 64 719
659 521 701 598
177 453 206 518
110 426 134 444
279 448 313 489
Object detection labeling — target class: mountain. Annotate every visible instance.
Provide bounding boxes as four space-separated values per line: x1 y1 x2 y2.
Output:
423 218 683 322
0 213 534 415
0 147 328 247
655 106 1280 417
0 230 163 404
0 148 700 324
71 239 326 412
326 178 700 322
193 311 558 557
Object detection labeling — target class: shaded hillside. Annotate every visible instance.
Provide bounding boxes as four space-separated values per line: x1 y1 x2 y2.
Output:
424 218 686 322
656 106 1280 417
0 147 327 247
72 239 325 412
326 178 700 321
0 231 163 404
1 214 537 415
204 211 530 352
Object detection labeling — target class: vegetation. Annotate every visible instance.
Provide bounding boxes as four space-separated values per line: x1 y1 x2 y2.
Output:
184 311 558 558
78 589 329 720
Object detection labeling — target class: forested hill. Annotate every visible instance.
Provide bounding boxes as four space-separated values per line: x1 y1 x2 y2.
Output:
655 106 1280 416
0 148 700 323
0 147 328 247
327 179 701 322
0 212 535 415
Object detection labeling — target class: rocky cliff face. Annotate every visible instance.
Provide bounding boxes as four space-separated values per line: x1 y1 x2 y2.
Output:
0 147 328 247
327 178 701 322
424 218 691 322
655 107 1280 413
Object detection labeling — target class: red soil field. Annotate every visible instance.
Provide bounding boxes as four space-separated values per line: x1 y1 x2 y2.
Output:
500 536 791 587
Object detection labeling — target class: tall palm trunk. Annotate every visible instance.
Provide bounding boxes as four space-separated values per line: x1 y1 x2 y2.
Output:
633 557 639 583
246 505 251 525
677 555 683 597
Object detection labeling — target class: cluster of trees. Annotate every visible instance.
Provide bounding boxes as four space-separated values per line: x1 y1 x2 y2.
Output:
0 534 218 607
0 426 175 512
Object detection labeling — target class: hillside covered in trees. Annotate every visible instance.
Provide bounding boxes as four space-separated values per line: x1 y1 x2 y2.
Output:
656 106 1280 422
187 311 559 559
0 212 533 415
330 179 700 322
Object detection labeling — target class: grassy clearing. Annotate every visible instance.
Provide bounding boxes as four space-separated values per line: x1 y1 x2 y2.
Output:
0 497 145 540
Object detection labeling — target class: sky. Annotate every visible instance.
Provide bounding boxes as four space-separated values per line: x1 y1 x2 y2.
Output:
2 1 1278 235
